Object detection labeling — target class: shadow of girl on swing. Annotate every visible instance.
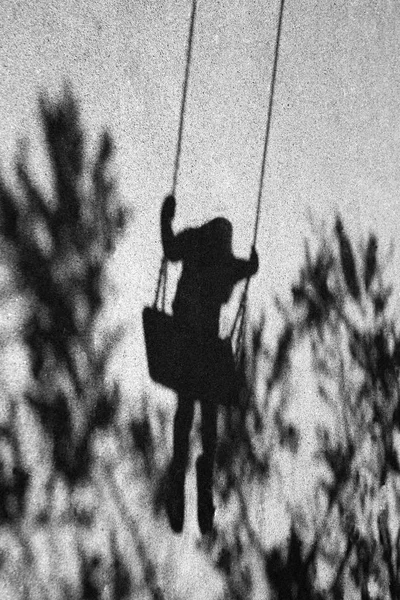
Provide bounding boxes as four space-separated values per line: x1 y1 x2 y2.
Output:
160 194 259 534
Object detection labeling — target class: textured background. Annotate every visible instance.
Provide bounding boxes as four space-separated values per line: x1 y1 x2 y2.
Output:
1 2 400 585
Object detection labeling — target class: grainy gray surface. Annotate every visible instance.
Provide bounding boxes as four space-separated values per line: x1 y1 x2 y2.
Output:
0 1 400 598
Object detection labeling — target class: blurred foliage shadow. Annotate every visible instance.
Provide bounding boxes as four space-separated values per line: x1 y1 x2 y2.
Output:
0 84 400 600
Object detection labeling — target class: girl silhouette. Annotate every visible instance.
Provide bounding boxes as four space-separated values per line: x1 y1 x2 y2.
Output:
161 195 258 533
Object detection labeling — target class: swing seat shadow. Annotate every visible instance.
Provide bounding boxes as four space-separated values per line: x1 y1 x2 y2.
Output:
143 307 239 402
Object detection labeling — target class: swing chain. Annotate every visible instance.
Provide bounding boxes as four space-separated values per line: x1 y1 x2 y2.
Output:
172 0 198 197
154 256 168 312
230 0 285 361
230 279 250 363
152 0 198 310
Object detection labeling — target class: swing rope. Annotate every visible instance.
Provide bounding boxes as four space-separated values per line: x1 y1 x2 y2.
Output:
155 0 198 309
232 0 286 361
252 0 286 249
172 0 198 198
